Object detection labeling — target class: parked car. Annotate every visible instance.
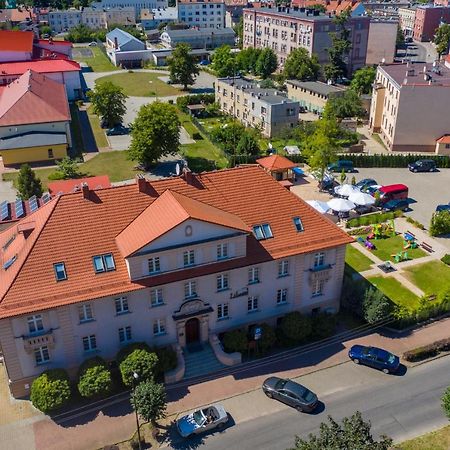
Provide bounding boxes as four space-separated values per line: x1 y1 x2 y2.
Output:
262 377 318 412
327 160 354 173
436 203 450 212
348 345 400 374
106 125 129 136
378 184 409 204
408 159 436 173
88 41 97 47
382 198 409 212
355 178 377 192
199 59 210 65
176 404 228 438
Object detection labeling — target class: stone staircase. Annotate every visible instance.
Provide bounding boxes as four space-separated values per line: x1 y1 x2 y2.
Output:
183 343 226 380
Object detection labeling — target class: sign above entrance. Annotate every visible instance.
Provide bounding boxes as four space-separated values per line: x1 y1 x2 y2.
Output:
230 287 249 299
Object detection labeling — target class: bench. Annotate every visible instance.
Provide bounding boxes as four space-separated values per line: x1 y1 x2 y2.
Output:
420 242 434 253
405 230 416 239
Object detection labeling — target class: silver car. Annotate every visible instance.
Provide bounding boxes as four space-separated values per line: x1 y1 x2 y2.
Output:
176 403 228 438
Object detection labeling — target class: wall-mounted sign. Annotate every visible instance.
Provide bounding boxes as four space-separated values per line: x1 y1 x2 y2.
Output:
230 287 249 299
254 327 262 341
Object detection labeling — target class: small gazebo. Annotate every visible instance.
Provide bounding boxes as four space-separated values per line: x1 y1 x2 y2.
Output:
256 154 298 182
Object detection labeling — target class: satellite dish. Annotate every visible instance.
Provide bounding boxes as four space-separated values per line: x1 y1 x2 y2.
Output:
381 57 385 64
175 163 181 176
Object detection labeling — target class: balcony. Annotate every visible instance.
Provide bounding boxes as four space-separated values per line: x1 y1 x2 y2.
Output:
23 330 55 354
308 265 332 286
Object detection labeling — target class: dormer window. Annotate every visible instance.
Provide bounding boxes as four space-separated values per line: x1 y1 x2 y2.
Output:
183 250 195 267
253 223 273 240
93 254 115 273
217 243 228 260
293 217 304 232
54 262 67 281
148 257 161 274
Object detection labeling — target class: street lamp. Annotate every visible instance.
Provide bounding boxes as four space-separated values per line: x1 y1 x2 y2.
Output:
132 371 142 450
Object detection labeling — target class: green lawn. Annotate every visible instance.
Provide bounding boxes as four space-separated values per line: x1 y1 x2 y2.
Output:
403 260 450 297
358 234 426 262
73 46 118 72
87 106 109 149
69 103 84 158
395 425 450 450
181 140 228 172
95 72 180 97
368 276 420 309
178 111 200 138
345 245 374 272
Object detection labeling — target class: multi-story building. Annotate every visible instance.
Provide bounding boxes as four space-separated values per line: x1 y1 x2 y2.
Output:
243 7 370 74
90 0 168 19
398 6 416 38
160 27 235 49
369 60 450 153
140 7 178 29
366 20 397 65
413 5 450 42
216 77 300 137
81 6 136 29
0 166 352 398
178 0 226 29
0 30 34 62
48 9 82 33
291 0 366 17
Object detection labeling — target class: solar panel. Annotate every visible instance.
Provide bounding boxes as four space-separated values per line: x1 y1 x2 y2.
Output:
42 192 51 204
15 198 24 218
29 195 38 213
0 201 9 221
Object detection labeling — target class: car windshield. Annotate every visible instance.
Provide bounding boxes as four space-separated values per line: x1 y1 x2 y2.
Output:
387 354 396 364
301 388 315 402
275 379 287 390
193 410 206 426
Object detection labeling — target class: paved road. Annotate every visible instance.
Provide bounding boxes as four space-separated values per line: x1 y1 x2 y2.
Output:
166 356 450 450
396 42 437 63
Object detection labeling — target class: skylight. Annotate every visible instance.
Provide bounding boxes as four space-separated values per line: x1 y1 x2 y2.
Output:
293 217 304 232
3 255 17 270
253 223 273 240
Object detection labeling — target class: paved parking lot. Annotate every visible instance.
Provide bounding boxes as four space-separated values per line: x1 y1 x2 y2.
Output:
354 168 450 227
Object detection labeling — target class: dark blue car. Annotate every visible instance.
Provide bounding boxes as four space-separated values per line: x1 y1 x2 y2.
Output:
381 199 409 212
348 345 400 374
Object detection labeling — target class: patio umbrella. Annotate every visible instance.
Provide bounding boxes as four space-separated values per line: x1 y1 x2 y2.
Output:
327 198 356 212
334 184 360 197
348 191 376 206
306 200 330 214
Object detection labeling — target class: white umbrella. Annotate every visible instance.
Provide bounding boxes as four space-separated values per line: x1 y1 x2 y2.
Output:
327 198 356 212
306 200 330 214
334 184 360 197
348 191 376 206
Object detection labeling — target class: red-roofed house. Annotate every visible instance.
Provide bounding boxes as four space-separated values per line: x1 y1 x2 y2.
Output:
0 70 71 166
0 30 34 62
435 135 450 155
0 167 352 397
256 154 297 181
291 0 366 15
48 176 112 195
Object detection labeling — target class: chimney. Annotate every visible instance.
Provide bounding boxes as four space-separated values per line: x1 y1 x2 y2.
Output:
18 222 36 239
114 37 118 49
136 173 147 192
81 182 90 199
182 167 194 185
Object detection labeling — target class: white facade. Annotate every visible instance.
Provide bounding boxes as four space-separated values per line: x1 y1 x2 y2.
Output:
178 0 226 29
91 0 168 19
81 7 136 29
48 10 82 33
0 50 32 63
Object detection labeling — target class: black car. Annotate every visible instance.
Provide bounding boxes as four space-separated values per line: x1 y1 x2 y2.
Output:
355 178 377 192
436 203 450 212
408 159 436 172
106 125 129 136
262 377 318 412
382 199 409 212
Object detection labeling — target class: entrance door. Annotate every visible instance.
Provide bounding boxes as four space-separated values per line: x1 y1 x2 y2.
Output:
185 318 200 344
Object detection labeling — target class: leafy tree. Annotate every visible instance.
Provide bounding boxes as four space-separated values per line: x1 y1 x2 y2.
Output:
255 48 278 78
17 164 43 200
131 379 167 425
89 81 127 128
396 25 405 47
434 23 450 58
442 386 450 419
152 346 178 375
430 210 450 236
234 16 244 49
212 45 236 77
290 411 393 450
77 357 113 399
350 66 376 94
237 132 260 156
283 48 320 81
210 121 246 153
128 101 180 168
56 157 82 179
40 25 52 37
236 47 262 74
167 43 199 90
363 287 393 324
30 369 72 414
311 3 326 12
280 312 312 344
324 90 365 119
119 349 159 387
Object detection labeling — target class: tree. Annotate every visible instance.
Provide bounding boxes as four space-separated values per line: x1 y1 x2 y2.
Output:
236 132 260 156
211 45 236 77
350 66 376 95
40 25 52 37
283 48 320 81
223 329 248 353
30 369 72 414
131 379 167 425
89 81 127 129
56 156 82 179
430 210 450 236
433 23 450 58
290 411 393 450
119 348 159 387
167 43 199 90
128 101 180 168
363 287 393 324
442 386 450 419
236 47 262 74
396 25 405 47
324 90 365 119
17 164 43 200
77 357 113 399
234 16 244 49
255 48 278 78
280 312 312 344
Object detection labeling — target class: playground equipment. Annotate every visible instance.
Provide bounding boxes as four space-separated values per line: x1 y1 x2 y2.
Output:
390 251 409 263
403 231 418 249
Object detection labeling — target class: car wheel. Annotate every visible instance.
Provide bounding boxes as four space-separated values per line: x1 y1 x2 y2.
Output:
413 169 418 173
265 391 273 398
295 405 303 412
353 358 360 364
217 422 225 430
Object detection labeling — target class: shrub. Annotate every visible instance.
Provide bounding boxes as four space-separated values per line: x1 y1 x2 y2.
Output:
441 254 450 266
77 357 113 399
258 323 276 353
363 287 394 324
442 386 450 419
30 369 71 413
176 93 216 112
340 275 368 317
347 211 401 228
430 210 450 236
119 349 158 387
130 379 167 425
116 342 151 364
405 216 425 230
222 329 248 353
279 312 312 345
47 171 65 181
192 132 203 140
403 344 440 362
152 346 177 375
311 313 337 340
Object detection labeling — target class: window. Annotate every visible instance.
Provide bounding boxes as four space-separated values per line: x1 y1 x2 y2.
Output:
93 254 115 273
34 346 50 365
54 262 67 281
48 149 54 159
277 288 287 304
247 296 258 312
278 260 289 277
217 243 228 260
314 252 325 268
27 315 43 334
148 257 161 274
153 319 166 336
115 296 129 314
150 288 164 306
83 334 97 352
293 217 304 232
119 326 132 343
184 280 197 299
252 223 273 240
216 273 229 291
217 303 229 319
312 278 324 297
183 250 195 267
248 267 260 284
78 304 93 323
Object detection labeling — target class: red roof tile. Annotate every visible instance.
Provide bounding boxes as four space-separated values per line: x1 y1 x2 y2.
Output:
0 30 34 53
0 59 80 77
256 155 297 171
437 135 450 144
48 176 111 195
0 166 352 319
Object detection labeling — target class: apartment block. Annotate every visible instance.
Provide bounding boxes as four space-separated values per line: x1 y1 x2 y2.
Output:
81 6 136 29
178 0 226 29
90 0 168 19
369 61 450 153
216 77 300 137
243 6 370 74
48 9 82 33
366 20 397 65
413 5 450 42
398 6 416 38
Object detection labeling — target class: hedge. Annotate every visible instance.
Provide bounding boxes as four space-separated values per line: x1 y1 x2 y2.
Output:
222 329 248 353
176 94 215 112
403 338 450 362
442 254 450 265
336 154 450 168
347 210 402 228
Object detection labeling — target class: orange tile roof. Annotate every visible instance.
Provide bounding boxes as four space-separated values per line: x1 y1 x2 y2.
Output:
48 175 111 195
256 154 297 171
0 70 70 126
437 135 450 144
0 166 352 319
0 30 34 53
291 0 361 13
